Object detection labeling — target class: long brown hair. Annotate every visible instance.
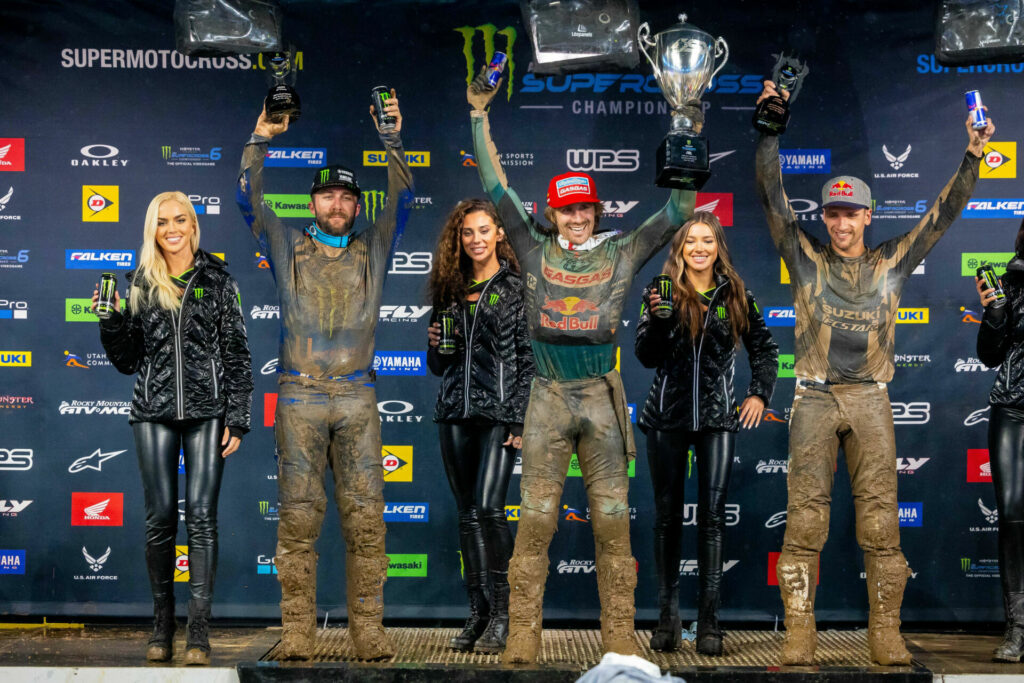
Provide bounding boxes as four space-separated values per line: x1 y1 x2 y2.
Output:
663 211 749 345
427 198 519 306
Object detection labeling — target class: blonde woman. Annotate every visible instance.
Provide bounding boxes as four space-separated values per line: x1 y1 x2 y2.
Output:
94 191 253 665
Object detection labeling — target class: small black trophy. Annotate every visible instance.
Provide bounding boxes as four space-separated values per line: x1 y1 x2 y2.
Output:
753 53 808 135
264 51 301 123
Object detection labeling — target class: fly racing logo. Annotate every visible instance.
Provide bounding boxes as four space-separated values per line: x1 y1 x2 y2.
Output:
884 144 912 170
379 305 431 322
0 499 32 516
896 457 930 474
455 23 517 100
765 511 787 528
557 559 596 574
566 149 640 172
756 459 788 474
68 448 125 473
362 190 386 224
250 304 280 320
979 498 999 524
955 357 991 372
965 406 991 426
82 546 111 572
680 559 739 576
600 200 640 217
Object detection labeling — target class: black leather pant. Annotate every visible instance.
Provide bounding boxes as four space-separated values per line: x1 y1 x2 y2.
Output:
133 417 224 603
438 422 516 586
647 429 734 613
990 405 1024 595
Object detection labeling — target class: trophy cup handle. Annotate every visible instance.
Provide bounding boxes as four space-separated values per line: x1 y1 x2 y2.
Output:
710 37 730 84
637 23 661 82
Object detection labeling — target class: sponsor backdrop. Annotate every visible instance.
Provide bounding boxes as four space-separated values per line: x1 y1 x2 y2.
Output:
1 0 1021 624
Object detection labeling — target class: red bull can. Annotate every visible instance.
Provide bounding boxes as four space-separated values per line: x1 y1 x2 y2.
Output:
438 309 456 355
965 90 988 130
485 52 508 89
371 86 397 132
96 273 118 319
978 264 1006 308
652 275 674 319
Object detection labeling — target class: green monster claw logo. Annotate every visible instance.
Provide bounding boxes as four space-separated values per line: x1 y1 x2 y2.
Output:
362 190 387 224
320 169 330 183
455 23 516 101
961 557 970 571
161 146 171 160
193 287 205 300
489 293 499 306
716 305 726 319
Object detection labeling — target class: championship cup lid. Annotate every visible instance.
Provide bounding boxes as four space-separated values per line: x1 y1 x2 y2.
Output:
546 172 600 208
310 165 361 197
821 175 871 209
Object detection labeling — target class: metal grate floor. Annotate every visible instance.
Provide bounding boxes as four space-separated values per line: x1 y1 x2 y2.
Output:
263 627 882 669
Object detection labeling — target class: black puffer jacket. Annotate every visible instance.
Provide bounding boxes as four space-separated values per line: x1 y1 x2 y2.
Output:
635 275 778 433
979 257 1024 407
99 250 253 432
427 262 534 426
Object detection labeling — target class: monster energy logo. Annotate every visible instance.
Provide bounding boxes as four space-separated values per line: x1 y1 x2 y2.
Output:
468 303 477 316
455 23 516 101
489 293 499 305
961 557 971 571
161 146 171 160
716 305 726 319
193 287 204 300
320 168 330 183
362 190 386 224
259 501 270 514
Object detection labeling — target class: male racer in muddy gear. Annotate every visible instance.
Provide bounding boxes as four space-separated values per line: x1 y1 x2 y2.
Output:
467 69 696 662
236 94 413 660
755 80 993 666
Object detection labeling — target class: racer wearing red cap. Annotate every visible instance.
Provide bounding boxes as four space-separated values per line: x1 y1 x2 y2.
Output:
467 70 696 662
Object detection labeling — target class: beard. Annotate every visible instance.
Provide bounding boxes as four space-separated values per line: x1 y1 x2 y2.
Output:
315 210 355 237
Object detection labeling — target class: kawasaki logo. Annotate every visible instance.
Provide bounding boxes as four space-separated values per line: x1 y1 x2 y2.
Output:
456 23 516 100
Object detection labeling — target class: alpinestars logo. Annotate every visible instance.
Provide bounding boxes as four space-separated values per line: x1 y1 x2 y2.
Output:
875 145 919 178
456 23 516 100
965 406 991 426
68 448 125 473
250 305 279 320
955 358 992 372
765 511 787 528
557 559 596 574
756 459 788 474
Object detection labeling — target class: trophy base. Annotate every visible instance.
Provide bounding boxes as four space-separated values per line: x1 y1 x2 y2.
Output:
265 85 301 123
655 133 710 190
752 97 790 135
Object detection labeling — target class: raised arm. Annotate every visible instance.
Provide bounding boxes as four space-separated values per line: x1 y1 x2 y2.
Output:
881 114 991 277
218 275 254 436
235 106 292 273
613 188 696 270
364 91 415 266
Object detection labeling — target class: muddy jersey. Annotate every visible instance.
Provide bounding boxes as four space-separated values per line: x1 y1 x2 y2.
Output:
471 112 695 380
755 134 979 383
236 137 413 380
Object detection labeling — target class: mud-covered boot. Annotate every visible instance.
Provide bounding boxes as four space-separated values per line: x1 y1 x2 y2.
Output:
865 554 913 666
777 555 818 665
501 553 547 664
277 551 317 660
184 598 211 665
597 554 640 656
146 596 175 662
476 571 509 653
696 591 723 656
347 553 395 661
995 592 1024 662
450 572 490 651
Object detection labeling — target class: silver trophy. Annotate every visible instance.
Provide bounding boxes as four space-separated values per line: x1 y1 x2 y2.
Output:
638 15 728 190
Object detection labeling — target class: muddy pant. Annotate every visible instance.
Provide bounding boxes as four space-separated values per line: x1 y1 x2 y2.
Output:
274 375 387 636
507 372 637 656
778 381 907 615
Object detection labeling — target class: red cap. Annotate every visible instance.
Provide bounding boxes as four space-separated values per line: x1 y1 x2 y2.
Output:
546 172 600 208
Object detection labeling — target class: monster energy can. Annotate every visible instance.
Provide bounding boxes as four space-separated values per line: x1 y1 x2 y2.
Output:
371 86 397 132
978 264 1006 308
652 274 674 318
438 309 456 355
96 272 118 319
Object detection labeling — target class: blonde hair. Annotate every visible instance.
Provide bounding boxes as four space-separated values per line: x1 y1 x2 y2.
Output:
130 192 200 314
663 211 749 345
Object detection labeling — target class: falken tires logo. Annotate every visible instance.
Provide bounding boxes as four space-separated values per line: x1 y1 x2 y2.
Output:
764 307 795 326
265 148 326 168
65 250 134 269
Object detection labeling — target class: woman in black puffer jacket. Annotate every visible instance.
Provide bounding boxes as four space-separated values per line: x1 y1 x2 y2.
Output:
635 211 777 656
95 191 252 665
977 219 1024 663
426 198 533 654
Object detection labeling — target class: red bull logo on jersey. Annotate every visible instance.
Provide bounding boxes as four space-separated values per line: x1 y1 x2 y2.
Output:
540 296 599 330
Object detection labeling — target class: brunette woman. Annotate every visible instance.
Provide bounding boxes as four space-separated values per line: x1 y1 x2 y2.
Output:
426 198 533 653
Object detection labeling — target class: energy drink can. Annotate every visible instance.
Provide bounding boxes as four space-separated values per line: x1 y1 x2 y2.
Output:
485 52 508 89
977 264 1006 308
965 90 988 130
652 275 674 319
96 273 118 319
438 309 456 355
371 86 397 132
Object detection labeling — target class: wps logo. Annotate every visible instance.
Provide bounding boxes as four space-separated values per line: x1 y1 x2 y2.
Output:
0 139 25 171
981 142 1016 179
389 251 432 274
967 449 993 483
891 401 930 424
71 492 124 526
382 446 413 482
456 23 516 100
764 307 795 326
695 192 734 226
265 147 326 168
566 149 640 172
0 448 33 471
65 249 134 270
363 151 431 167
896 308 929 323
82 185 118 221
